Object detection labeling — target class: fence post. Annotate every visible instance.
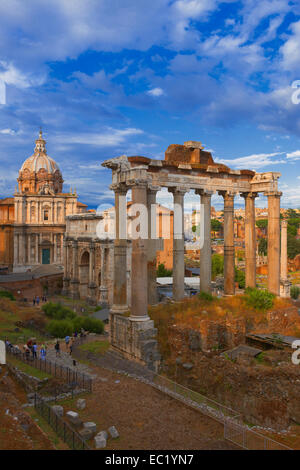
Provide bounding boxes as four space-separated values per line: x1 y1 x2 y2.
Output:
63 422 66 442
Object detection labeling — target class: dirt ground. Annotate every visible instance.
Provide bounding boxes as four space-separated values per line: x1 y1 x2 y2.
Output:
57 360 238 450
0 367 56 450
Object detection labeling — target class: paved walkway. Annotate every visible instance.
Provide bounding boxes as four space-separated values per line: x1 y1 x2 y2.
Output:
41 343 97 380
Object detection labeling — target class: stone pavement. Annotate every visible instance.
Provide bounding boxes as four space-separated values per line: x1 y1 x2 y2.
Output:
45 346 97 379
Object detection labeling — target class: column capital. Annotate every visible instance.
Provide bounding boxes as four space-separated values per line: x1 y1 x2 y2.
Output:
147 185 161 194
195 189 213 197
240 191 258 200
168 186 189 195
281 219 288 228
110 183 128 194
218 190 236 199
265 191 282 198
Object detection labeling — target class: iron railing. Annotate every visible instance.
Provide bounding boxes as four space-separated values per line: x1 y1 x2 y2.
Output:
34 393 91 450
151 373 292 450
6 345 93 392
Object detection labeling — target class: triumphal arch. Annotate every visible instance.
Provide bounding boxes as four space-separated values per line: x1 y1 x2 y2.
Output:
102 141 282 370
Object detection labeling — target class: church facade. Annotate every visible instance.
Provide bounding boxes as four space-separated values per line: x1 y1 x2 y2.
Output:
0 131 87 273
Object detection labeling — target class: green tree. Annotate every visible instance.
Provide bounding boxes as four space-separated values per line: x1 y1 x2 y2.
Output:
235 268 245 289
211 254 224 280
211 219 222 232
258 238 267 256
256 219 268 230
157 263 172 277
287 234 300 259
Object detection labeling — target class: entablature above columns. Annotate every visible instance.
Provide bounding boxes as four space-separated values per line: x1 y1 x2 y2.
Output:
103 156 281 196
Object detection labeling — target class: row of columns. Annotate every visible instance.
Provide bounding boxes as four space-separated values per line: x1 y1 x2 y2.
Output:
111 184 283 319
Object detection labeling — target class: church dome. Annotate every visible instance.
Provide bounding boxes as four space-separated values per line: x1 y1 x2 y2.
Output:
17 131 64 194
20 131 60 174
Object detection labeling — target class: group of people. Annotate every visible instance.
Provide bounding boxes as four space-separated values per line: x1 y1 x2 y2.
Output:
32 295 47 306
23 338 47 360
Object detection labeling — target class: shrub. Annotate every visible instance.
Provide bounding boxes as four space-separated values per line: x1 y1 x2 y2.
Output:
72 316 84 332
211 254 224 280
198 292 213 302
46 319 74 338
244 287 275 311
0 290 15 301
235 269 245 289
42 302 76 320
291 286 300 300
157 263 172 277
79 317 104 334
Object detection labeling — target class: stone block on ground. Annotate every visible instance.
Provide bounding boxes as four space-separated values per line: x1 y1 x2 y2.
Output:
94 432 107 449
76 398 86 410
79 428 94 440
66 411 82 427
83 422 97 434
108 426 119 439
97 430 108 440
51 405 64 417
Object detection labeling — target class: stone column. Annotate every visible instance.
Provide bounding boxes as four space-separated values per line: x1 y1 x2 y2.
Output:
169 187 186 301
88 243 97 305
147 186 159 305
220 191 235 295
99 246 108 305
280 219 291 297
131 183 149 319
70 240 80 299
13 233 19 268
111 184 128 314
62 239 70 295
27 234 31 264
242 192 257 289
35 234 39 264
53 234 57 263
197 190 212 294
19 232 26 267
267 192 281 295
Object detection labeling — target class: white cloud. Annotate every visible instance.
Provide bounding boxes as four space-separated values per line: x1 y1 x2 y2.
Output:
0 61 45 88
280 20 300 71
286 150 300 160
54 127 144 147
216 152 286 170
147 87 164 97
0 129 15 135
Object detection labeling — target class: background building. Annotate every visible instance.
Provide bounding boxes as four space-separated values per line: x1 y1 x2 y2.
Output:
0 131 87 273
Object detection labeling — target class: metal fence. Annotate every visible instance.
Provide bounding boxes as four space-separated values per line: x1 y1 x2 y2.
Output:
152 374 241 423
34 393 91 450
224 420 292 451
6 345 93 392
152 374 292 451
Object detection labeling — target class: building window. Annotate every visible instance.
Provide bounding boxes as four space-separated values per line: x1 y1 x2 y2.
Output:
44 210 49 221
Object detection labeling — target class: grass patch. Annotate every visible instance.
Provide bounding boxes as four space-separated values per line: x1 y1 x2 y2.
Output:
79 340 110 355
26 407 69 450
8 356 51 380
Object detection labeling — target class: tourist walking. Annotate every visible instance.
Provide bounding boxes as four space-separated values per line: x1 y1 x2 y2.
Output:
69 339 73 356
40 344 46 360
54 340 60 357
36 296 40 306
32 342 37 359
65 335 70 350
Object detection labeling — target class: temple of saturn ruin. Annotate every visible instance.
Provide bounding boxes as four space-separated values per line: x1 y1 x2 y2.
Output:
101 141 289 370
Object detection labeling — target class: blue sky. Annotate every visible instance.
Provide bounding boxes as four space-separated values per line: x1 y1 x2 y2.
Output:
0 0 300 211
